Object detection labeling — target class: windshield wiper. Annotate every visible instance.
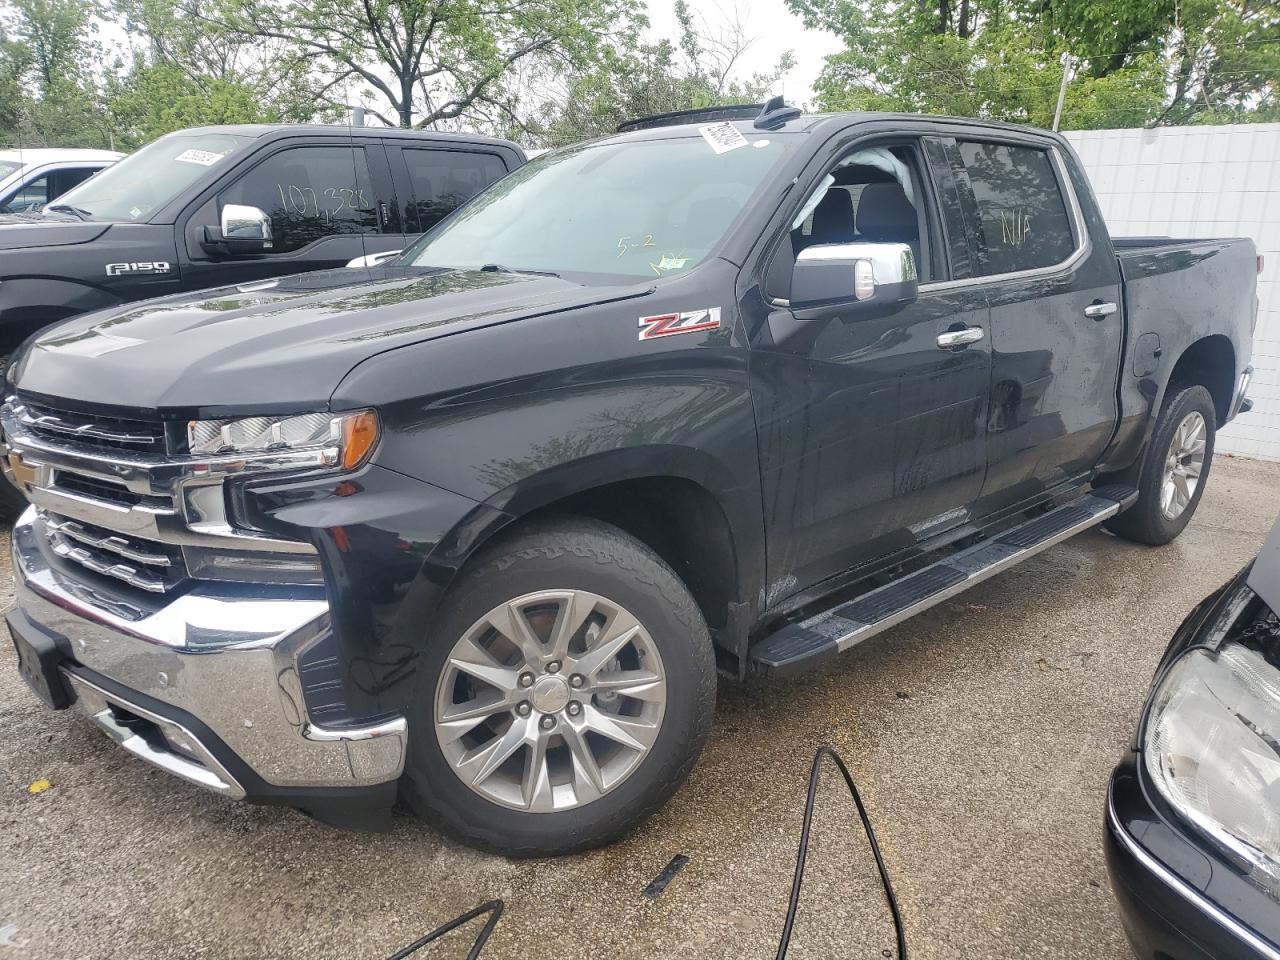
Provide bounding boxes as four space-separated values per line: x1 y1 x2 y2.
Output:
478 263 560 278
44 203 93 221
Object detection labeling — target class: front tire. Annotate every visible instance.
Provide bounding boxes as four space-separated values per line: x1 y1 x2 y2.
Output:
401 517 716 856
1105 383 1216 546
0 354 23 519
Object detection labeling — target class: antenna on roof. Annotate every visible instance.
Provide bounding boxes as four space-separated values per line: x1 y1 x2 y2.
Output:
755 96 801 131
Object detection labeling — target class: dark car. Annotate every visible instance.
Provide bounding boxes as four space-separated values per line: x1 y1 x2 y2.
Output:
2 102 1260 856
1107 517 1280 959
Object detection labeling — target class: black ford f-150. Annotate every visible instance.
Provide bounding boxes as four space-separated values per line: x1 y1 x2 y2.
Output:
2 102 1260 856
0 122 523 486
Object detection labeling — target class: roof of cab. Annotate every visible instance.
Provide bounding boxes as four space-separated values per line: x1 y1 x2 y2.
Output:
167 123 524 154
600 109 1063 147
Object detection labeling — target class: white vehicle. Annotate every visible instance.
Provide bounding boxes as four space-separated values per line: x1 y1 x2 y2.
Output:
0 149 124 215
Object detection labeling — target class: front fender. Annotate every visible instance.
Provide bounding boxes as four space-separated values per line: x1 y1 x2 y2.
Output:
0 277 123 350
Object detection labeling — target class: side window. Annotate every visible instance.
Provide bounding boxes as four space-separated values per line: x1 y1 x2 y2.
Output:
219 146 377 254
402 149 506 232
4 174 51 213
957 141 1075 276
50 167 98 198
767 142 934 300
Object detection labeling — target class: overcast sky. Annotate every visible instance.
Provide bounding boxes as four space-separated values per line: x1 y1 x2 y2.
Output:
643 0 845 107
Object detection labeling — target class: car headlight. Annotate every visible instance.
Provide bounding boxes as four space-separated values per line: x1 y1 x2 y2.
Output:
1144 592 1280 894
186 410 379 471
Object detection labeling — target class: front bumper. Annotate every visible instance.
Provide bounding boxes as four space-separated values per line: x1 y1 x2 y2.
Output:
9 507 407 824
1106 760 1280 960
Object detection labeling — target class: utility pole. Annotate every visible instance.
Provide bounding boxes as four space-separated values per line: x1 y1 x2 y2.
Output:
1053 52 1075 132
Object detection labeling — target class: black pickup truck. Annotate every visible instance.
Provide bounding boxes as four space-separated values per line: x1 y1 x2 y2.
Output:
0 122 523 380
2 102 1259 856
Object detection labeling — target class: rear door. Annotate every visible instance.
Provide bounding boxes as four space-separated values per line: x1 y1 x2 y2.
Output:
386 144 512 240
944 133 1124 515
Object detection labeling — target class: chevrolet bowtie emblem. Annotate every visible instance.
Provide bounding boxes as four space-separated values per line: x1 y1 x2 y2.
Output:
7 451 36 488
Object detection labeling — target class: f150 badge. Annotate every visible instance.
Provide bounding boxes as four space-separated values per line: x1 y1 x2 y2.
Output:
638 307 721 341
105 261 171 277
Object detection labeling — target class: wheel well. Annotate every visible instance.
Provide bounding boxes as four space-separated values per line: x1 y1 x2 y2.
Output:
497 478 738 637
1168 335 1235 426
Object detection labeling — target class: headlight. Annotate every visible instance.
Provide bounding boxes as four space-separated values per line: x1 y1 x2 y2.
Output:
1144 604 1280 894
186 409 379 471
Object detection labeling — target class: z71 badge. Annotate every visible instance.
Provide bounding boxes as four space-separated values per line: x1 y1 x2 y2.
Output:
638 307 721 341
105 261 171 277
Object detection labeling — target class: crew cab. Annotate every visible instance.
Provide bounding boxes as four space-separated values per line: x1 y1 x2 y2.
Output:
0 149 122 215
2 101 1259 856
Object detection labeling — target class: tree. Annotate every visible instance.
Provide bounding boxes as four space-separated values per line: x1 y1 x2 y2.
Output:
0 0 118 147
210 0 645 130
105 0 332 146
787 0 1279 129
533 0 795 146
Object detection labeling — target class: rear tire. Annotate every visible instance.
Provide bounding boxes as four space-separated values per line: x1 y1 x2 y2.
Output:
401 517 716 856
1104 383 1216 546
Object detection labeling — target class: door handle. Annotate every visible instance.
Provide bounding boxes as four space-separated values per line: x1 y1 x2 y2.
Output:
937 326 985 349
1084 300 1118 320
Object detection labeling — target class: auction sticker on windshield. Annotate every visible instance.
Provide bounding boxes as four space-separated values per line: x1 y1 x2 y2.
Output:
699 123 748 155
174 149 224 166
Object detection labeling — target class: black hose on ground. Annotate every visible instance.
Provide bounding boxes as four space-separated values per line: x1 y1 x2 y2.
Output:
386 746 907 959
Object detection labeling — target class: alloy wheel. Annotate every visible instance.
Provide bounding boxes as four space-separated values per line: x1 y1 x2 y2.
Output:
1160 410 1207 520
433 589 667 812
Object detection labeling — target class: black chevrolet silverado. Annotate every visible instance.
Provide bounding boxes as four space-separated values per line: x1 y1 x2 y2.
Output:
2 102 1260 855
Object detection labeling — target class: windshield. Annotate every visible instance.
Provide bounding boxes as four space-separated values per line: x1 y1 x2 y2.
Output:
404 130 791 281
49 133 248 221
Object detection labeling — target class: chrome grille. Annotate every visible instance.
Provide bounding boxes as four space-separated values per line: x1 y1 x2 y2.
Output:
41 511 185 593
16 398 167 453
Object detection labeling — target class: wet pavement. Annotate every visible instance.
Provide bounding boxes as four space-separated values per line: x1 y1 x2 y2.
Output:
2 454 1276 960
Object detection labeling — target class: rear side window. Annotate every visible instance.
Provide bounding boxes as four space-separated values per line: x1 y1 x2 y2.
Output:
402 149 507 231
957 142 1075 276
219 145 378 253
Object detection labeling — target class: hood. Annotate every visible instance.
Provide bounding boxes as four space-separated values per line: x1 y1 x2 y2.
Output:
12 266 650 416
0 215 110 250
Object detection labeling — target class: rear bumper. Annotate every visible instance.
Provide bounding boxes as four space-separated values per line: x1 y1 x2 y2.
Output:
9 506 407 826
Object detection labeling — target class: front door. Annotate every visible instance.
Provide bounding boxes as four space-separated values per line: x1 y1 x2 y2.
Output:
180 141 403 292
944 135 1125 515
750 137 992 604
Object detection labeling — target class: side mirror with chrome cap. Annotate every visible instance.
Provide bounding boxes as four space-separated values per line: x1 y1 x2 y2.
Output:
790 241 918 322
202 204 274 255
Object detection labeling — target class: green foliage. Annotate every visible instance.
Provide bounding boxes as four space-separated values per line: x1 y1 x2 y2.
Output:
0 0 117 146
106 62 324 146
790 0 1279 129
208 0 647 130
533 0 795 146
